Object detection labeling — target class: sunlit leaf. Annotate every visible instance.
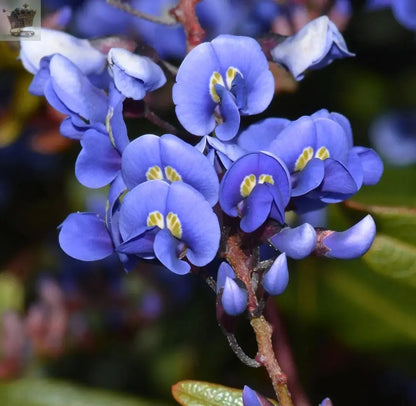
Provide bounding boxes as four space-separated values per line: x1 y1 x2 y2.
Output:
172 380 245 406
0 379 167 406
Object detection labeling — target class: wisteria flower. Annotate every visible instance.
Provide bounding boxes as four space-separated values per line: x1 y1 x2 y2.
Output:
20 27 106 75
107 47 166 100
219 152 291 232
173 35 274 141
118 180 220 275
271 16 354 81
262 253 289 296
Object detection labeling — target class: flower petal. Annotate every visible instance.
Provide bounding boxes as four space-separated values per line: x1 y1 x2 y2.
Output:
58 212 113 261
154 228 191 275
270 224 317 259
262 253 289 296
323 215 376 259
221 277 248 316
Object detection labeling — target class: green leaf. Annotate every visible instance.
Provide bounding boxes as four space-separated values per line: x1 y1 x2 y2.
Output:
172 380 279 406
172 381 244 406
364 234 416 288
0 379 167 406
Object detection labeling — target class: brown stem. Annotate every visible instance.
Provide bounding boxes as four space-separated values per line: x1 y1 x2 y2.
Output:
106 0 177 25
265 301 310 406
250 315 293 406
169 0 206 52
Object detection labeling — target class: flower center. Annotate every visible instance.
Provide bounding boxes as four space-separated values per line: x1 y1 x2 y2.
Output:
146 210 183 239
146 165 182 182
209 66 243 103
294 146 330 171
240 173 275 197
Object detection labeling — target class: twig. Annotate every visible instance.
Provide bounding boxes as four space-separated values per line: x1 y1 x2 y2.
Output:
107 0 177 25
169 0 205 52
220 325 261 368
250 315 293 406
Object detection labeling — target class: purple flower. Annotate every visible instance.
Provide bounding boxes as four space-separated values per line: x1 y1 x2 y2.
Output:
271 16 354 81
270 223 317 259
117 181 220 275
219 152 291 232
20 28 106 75
121 133 219 206
107 47 166 100
172 35 274 141
319 215 377 259
262 253 289 296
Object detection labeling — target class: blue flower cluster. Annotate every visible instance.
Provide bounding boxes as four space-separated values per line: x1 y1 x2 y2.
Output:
19 16 382 318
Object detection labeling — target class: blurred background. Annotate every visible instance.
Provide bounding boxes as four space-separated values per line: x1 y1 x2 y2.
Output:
0 0 415 405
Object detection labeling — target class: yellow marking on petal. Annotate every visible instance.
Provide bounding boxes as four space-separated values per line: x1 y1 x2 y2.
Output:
225 66 242 89
315 146 330 160
209 71 225 103
147 211 165 229
105 106 116 148
166 212 182 239
164 166 182 182
240 174 257 197
295 146 314 172
258 174 274 185
146 165 163 180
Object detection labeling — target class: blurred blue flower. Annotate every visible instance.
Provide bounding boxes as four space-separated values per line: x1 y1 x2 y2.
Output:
242 385 275 406
117 181 220 275
107 47 166 100
173 35 274 141
369 111 416 166
271 15 354 81
367 0 416 32
219 152 291 232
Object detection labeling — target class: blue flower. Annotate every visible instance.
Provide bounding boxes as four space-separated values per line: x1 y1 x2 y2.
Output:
262 253 289 296
107 47 166 100
367 0 416 32
219 152 291 232
173 35 274 141
318 215 377 259
20 27 106 76
242 386 275 406
75 84 129 189
29 54 108 139
216 262 248 316
271 16 354 81
270 223 317 259
121 133 219 206
263 113 382 210
117 181 220 275
369 111 416 166
58 206 137 272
